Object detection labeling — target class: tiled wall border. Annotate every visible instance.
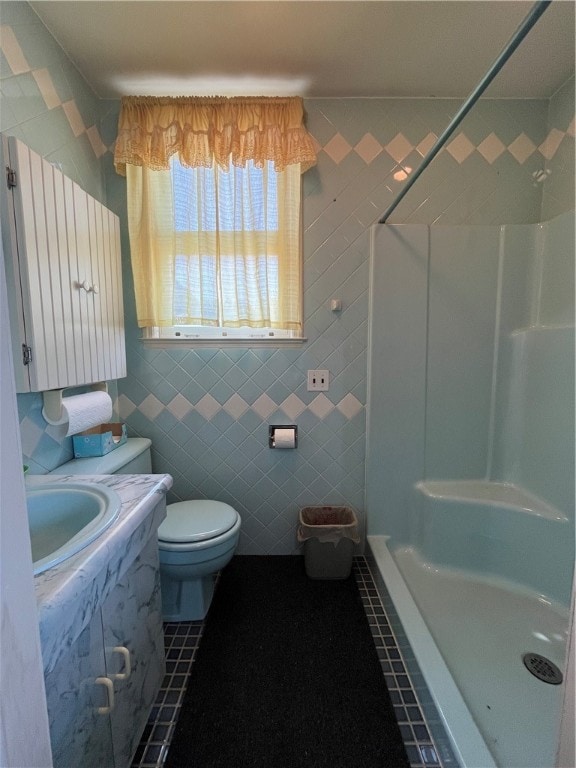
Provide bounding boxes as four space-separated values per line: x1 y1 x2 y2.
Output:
1 22 108 156
320 121 574 168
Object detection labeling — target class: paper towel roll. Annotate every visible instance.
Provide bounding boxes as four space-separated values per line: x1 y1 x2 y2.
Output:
274 427 297 449
63 391 113 436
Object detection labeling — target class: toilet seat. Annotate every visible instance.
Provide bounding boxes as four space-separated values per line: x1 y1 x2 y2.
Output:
158 500 239 544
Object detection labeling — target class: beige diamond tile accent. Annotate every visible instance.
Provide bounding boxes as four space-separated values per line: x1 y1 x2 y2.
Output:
507 133 536 164
62 99 86 138
0 25 30 74
539 128 565 160
446 133 475 163
477 133 506 164
354 133 383 164
567 117 575 138
323 133 352 164
45 422 67 440
86 125 107 158
223 394 249 419
416 132 437 157
385 133 413 163
195 393 221 420
19 417 44 455
252 393 277 419
308 394 334 420
139 394 164 421
32 69 61 110
167 393 192 420
280 394 306 420
118 394 137 418
336 393 363 419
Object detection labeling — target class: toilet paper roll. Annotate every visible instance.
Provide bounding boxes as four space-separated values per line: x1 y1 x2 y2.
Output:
274 427 296 449
63 391 113 436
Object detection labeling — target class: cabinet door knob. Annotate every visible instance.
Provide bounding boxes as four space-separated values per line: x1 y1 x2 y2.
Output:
95 676 115 714
92 283 99 294
112 645 132 680
82 280 91 292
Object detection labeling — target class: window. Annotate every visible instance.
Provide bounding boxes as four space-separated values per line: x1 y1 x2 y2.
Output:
115 96 317 343
145 156 302 341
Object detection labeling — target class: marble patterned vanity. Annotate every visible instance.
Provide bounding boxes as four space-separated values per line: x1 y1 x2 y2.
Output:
29 473 172 768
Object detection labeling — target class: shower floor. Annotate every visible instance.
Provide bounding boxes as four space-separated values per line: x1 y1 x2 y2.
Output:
393 546 569 768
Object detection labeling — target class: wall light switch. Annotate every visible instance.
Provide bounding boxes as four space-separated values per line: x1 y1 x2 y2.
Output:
307 369 329 391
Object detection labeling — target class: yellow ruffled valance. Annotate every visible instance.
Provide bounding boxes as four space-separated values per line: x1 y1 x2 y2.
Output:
114 95 317 175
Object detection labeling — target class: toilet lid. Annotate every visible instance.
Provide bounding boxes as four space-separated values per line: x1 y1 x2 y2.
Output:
158 500 238 543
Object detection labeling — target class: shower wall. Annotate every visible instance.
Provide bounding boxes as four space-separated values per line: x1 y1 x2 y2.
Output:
367 211 575 544
492 213 575 516
424 226 500 480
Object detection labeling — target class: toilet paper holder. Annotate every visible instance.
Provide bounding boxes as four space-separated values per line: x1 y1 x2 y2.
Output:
269 425 298 449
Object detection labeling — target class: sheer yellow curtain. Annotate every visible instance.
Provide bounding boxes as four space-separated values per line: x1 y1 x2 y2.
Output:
116 96 316 331
126 161 302 329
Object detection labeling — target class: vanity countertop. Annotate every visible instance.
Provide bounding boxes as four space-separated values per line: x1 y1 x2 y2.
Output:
26 473 172 673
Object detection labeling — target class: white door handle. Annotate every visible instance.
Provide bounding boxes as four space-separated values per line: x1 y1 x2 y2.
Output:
112 645 131 680
95 676 115 714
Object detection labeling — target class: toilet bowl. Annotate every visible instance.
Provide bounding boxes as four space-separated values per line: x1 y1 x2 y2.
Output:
50 437 241 621
158 500 241 620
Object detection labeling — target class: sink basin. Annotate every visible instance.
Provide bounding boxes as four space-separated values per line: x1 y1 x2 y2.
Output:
27 483 121 575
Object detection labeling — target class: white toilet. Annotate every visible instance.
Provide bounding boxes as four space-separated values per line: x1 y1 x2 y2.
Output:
51 437 241 621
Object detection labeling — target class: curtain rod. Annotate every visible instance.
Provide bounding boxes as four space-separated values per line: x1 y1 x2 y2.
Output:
378 0 552 224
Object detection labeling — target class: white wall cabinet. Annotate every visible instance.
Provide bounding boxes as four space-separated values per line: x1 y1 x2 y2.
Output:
44 534 165 768
2 135 126 392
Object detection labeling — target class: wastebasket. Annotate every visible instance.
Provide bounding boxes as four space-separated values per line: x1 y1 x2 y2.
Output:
297 506 359 579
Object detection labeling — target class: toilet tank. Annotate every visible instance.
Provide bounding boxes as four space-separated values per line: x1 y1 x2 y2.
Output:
50 438 152 475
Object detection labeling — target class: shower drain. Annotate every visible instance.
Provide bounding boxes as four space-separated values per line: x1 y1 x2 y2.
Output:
522 653 563 685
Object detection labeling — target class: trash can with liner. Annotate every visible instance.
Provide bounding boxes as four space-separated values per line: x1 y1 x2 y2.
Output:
297 506 360 579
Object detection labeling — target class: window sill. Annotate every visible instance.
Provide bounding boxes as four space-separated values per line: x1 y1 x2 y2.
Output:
140 337 308 349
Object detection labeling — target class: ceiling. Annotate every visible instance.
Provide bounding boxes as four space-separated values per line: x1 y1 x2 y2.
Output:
29 1 575 100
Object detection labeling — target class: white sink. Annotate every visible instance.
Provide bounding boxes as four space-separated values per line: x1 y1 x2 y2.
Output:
27 482 121 574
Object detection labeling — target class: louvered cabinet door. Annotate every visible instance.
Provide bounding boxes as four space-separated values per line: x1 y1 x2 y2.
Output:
72 179 98 386
10 140 68 391
4 136 126 392
100 206 126 382
87 197 126 384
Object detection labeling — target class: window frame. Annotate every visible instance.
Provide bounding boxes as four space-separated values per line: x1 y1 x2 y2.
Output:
142 159 305 347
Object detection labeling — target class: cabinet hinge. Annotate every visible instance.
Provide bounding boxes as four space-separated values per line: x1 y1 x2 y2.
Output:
6 167 17 189
22 344 32 366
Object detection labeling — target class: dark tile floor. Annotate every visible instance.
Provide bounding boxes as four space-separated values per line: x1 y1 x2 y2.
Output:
131 557 458 768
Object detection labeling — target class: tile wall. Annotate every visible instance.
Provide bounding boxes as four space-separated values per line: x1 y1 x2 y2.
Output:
2 1 574 553
542 75 576 219
104 92 573 554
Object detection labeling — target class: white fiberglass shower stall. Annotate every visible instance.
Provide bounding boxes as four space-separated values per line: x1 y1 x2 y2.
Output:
366 211 574 767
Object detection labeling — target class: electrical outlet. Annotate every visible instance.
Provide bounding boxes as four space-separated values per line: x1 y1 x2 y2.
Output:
307 369 329 391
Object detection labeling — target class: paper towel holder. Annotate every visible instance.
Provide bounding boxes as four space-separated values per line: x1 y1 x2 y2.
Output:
42 382 109 425
269 425 298 449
